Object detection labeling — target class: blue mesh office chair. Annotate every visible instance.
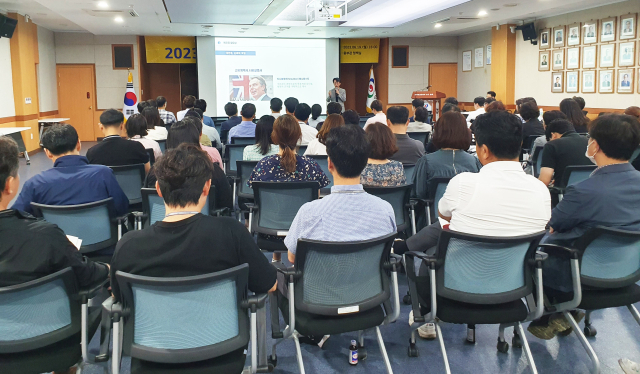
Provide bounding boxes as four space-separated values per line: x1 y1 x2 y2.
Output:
418 177 451 226
306 155 333 193
407 132 430 150
138 187 218 229
631 146 640 163
0 268 107 373
528 146 544 178
225 144 250 177
538 227 640 374
109 164 146 207
522 135 541 155
247 182 319 252
107 264 268 374
231 137 256 145
236 160 259 218
404 231 546 374
364 184 415 235
296 145 307 156
550 165 597 201
270 233 400 374
403 163 416 185
31 198 122 256
157 140 166 154
145 149 155 167
359 117 368 128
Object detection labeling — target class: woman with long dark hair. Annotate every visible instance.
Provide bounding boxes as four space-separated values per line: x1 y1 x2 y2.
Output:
125 113 162 160
560 98 589 133
243 115 278 161
142 107 168 141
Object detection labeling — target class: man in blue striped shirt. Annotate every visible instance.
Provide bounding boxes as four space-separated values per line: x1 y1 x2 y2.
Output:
227 103 257 143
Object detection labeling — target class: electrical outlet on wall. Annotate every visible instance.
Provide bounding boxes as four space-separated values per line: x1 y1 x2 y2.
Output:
24 97 32 104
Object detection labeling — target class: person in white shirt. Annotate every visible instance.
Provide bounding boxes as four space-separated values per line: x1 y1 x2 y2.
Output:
308 104 323 129
304 114 344 156
142 107 168 141
176 95 195 121
294 103 319 145
407 107 432 133
364 100 387 129
270 97 283 118
465 96 486 125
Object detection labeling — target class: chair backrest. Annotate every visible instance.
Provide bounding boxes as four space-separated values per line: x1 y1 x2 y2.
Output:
297 145 307 156
403 163 416 184
363 185 411 232
226 144 248 174
0 268 80 353
435 230 545 304
531 146 544 178
30 198 118 254
220 128 230 145
428 177 451 219
109 164 146 205
560 165 596 188
236 161 259 199
631 146 640 163
294 233 396 316
523 135 540 151
145 149 155 167
252 181 319 232
358 118 367 128
574 226 640 288
141 188 214 228
231 137 255 145
157 140 166 153
306 155 333 190
115 264 250 363
407 132 428 146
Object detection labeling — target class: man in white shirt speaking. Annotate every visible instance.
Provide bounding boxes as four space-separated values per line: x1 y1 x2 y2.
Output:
465 96 486 125
364 100 387 129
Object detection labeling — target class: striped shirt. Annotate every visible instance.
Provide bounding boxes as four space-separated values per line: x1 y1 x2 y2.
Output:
285 184 397 255
159 109 177 126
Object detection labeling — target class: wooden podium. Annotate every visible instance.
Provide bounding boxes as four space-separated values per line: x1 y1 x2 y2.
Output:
411 91 446 122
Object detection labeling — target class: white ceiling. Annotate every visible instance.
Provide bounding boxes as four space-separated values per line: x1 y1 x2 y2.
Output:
0 0 624 38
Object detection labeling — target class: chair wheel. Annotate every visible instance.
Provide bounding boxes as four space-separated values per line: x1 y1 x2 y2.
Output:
497 340 509 353
268 355 278 368
512 334 522 348
403 294 412 305
358 347 368 360
408 344 419 357
584 325 597 337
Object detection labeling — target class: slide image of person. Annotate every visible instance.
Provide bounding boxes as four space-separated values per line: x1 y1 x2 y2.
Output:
621 74 631 87
249 76 270 101
584 49 595 66
228 75 273 101
569 52 577 65
554 76 561 88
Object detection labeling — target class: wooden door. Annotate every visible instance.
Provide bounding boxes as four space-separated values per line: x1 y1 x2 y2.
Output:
428 63 458 99
57 65 96 141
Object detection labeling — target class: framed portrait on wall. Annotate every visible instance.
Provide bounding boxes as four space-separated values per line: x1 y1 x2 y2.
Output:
599 69 614 93
552 49 565 70
553 26 565 48
600 17 617 43
462 50 472 71
474 47 484 68
551 72 564 93
539 51 550 71
567 23 581 46
618 69 634 93
582 70 596 93
618 41 635 67
566 71 580 93
539 29 550 49
583 21 598 44
486 45 492 65
620 14 637 39
567 47 580 69
599 44 615 68
582 45 597 69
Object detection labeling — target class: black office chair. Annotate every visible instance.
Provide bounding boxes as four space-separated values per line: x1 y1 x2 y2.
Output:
364 184 416 236
417 177 451 226
231 136 256 145
157 139 166 154
109 164 146 208
407 132 430 150
296 145 307 156
145 149 155 167
403 163 416 185
270 233 400 374
306 155 333 194
404 230 546 374
247 181 319 252
522 135 541 155
236 160 259 218
138 186 221 229
224 144 250 178
527 146 544 178
549 165 597 200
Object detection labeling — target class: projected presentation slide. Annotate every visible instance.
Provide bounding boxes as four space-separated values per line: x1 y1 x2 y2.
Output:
214 37 327 115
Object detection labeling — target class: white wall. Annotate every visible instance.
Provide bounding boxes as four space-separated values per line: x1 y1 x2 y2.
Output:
457 30 492 102
54 33 140 110
388 37 458 103
515 0 640 108
37 25 57 113
0 37 15 119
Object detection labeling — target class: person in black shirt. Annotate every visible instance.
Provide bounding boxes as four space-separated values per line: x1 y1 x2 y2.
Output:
87 109 150 172
539 119 591 187
111 144 276 373
521 101 545 150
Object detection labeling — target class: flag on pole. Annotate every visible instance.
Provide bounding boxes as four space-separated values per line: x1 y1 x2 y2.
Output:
366 66 376 113
122 70 138 119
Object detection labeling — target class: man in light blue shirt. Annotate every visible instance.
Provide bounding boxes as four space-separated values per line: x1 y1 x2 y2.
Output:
228 103 257 143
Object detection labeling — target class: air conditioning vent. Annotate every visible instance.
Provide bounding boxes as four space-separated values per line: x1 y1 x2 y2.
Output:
82 9 139 17
434 16 479 24
128 9 139 17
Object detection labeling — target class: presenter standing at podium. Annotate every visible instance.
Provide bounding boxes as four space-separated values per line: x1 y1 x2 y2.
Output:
327 77 346 113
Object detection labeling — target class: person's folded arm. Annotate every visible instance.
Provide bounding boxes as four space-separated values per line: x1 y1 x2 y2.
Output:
538 167 554 186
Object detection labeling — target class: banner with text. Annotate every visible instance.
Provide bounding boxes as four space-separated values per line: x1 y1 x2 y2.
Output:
145 36 196 63
340 39 380 63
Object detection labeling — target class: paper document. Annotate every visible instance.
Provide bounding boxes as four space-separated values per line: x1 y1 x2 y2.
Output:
66 235 83 250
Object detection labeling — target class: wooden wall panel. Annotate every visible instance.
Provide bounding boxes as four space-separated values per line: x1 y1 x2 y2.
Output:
491 25 517 106
147 63 181 115
138 36 150 103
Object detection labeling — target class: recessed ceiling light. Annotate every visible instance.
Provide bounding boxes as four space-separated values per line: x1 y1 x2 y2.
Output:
435 23 442 28
478 10 487 16
114 16 123 23
97 1 108 9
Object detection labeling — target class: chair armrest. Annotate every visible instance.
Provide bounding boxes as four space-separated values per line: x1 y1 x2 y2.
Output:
404 251 438 269
245 202 256 211
548 186 565 195
212 207 230 217
243 293 269 312
273 264 300 279
78 277 109 303
535 251 548 267
538 243 579 260
384 253 402 272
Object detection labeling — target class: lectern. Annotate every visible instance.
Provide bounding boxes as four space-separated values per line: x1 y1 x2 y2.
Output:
411 91 446 122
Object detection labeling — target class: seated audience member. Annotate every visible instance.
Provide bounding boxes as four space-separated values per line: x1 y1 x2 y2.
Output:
466 96 486 124
521 101 545 149
111 143 275 373
524 110 567 174
156 96 176 126
316 102 342 131
12 124 128 217
143 106 169 141
409 98 425 122
125 113 162 160
425 104 461 153
145 120 232 210
182 117 223 169
364 100 387 129
294 103 319 145
342 109 361 126
176 95 195 121
444 97 458 106
407 107 432 133
284 97 299 115
387 106 425 164
360 122 406 187
187 107 221 151
560 98 589 133
538 119 591 187
308 104 323 129
137 100 149 114
228 103 257 143
485 101 506 112
270 97 283 118
87 109 150 172
184 109 213 147
244 115 278 161
220 102 242 135
528 114 640 340
572 96 588 116
305 114 344 156
486 90 496 99
194 99 215 128
146 99 157 108
624 106 640 119
484 97 496 110
441 103 461 114
413 112 481 198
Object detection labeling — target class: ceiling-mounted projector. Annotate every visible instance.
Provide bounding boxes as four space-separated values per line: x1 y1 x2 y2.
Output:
306 0 347 26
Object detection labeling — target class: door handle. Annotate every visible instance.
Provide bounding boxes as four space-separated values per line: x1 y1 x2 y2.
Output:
89 106 92 110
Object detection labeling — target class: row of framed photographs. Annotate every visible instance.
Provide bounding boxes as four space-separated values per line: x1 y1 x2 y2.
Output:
539 13 637 49
539 42 637 71
550 69 636 94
